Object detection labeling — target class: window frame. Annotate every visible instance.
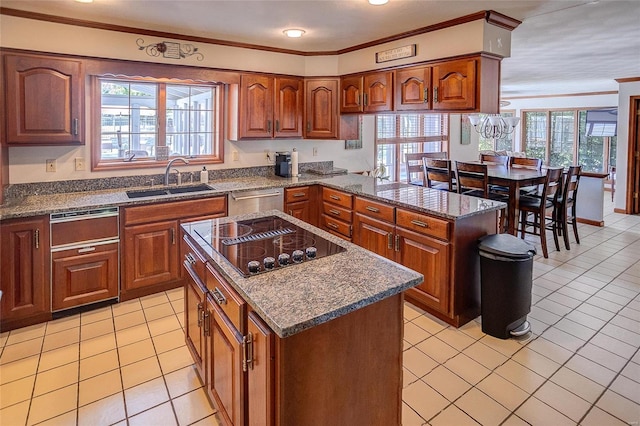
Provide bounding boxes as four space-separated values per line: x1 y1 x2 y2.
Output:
521 107 617 172
374 113 449 183
90 75 224 171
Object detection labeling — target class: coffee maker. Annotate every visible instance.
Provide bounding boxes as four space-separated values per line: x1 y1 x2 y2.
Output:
275 151 291 177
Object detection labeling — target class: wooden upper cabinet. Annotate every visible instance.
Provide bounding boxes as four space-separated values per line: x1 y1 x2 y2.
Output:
4 53 84 145
363 71 393 112
395 66 431 111
341 72 393 113
431 58 476 111
274 77 303 137
304 79 338 139
232 74 302 139
340 75 363 113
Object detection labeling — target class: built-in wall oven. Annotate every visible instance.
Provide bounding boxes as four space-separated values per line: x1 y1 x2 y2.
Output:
50 207 120 312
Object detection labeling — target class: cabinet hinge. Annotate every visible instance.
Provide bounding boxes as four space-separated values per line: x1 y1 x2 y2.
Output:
203 310 211 336
634 192 638 200
242 332 254 372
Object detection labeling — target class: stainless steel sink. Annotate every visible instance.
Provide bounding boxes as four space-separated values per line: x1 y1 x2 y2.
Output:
126 184 214 199
126 189 170 198
167 183 215 194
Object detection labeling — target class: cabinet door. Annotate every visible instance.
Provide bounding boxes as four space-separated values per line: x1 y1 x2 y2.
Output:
395 66 431 111
352 213 395 260
363 72 393 112
274 77 303 138
51 242 119 311
247 311 275 426
304 79 338 139
285 200 311 223
396 226 450 315
184 260 207 382
239 74 274 138
340 76 363 113
432 59 476 111
4 54 83 145
0 217 50 326
207 297 245 426
123 220 179 291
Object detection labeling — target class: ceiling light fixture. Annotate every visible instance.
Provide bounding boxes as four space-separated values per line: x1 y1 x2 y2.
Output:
468 114 520 140
283 29 305 38
368 0 389 5
75 0 94 3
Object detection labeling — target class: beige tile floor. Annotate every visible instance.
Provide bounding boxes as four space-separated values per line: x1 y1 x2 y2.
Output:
1 200 639 425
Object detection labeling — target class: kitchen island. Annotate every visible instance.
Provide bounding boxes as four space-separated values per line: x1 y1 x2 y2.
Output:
181 210 423 425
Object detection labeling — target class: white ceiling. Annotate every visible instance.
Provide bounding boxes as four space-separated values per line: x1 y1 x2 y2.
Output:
2 0 639 97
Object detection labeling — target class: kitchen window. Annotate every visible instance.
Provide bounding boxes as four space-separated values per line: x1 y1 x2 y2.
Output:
92 77 223 170
375 113 448 182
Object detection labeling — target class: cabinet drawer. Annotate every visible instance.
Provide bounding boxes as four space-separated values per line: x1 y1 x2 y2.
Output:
396 208 450 240
182 234 208 279
322 202 352 223
206 264 246 333
321 214 352 239
354 197 394 223
285 186 310 202
124 196 227 225
322 187 353 209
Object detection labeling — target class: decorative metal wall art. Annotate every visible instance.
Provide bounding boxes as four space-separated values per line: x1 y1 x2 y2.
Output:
137 38 204 61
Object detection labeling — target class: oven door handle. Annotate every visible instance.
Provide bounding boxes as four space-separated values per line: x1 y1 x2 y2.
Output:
231 191 282 201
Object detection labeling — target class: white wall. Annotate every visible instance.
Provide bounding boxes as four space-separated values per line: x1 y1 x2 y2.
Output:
0 13 507 184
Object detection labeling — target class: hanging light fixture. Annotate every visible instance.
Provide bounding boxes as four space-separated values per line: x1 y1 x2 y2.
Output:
468 114 520 139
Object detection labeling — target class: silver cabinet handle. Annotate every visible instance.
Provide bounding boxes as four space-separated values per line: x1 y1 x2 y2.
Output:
34 228 40 249
329 194 340 201
327 222 339 230
197 302 203 327
387 233 393 250
365 206 380 213
292 192 306 198
232 191 281 201
78 246 96 254
170 228 176 245
212 287 227 305
73 118 79 136
395 235 400 252
185 253 196 265
434 87 439 103
411 219 429 228
329 209 341 216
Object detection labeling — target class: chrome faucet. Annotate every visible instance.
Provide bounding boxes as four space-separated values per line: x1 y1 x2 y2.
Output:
164 157 189 185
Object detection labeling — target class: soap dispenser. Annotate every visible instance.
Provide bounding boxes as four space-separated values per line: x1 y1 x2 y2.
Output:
200 167 208 183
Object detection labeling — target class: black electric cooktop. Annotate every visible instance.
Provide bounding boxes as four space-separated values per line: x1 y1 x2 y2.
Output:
194 215 346 277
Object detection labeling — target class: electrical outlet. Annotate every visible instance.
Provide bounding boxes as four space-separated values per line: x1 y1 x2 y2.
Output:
46 159 56 172
232 151 239 161
74 157 85 171
313 147 318 156
265 150 275 163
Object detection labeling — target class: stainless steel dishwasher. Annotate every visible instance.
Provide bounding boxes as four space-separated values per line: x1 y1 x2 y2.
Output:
228 188 284 216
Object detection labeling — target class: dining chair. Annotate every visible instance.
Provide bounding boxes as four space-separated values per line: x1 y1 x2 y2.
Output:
518 167 564 258
509 157 542 170
455 161 508 232
404 152 448 185
422 158 455 192
509 157 543 195
479 153 509 166
554 165 581 250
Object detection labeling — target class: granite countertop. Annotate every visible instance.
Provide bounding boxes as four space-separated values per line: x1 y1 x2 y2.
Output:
0 173 505 220
182 210 423 338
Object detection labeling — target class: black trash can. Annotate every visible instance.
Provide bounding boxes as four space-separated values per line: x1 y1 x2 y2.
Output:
478 234 536 339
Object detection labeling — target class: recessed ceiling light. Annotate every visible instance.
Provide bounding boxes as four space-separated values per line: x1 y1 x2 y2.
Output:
283 29 305 38
75 0 94 3
369 0 389 5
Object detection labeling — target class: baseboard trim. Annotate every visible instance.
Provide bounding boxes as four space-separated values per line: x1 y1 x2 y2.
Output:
613 208 627 214
577 218 604 227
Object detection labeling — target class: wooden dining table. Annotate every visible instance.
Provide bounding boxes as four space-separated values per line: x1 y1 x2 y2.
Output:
485 165 552 235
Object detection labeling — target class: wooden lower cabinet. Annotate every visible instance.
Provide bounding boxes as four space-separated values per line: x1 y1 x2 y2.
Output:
51 242 119 311
353 196 496 327
0 216 51 331
122 196 226 300
284 186 317 227
183 231 402 425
